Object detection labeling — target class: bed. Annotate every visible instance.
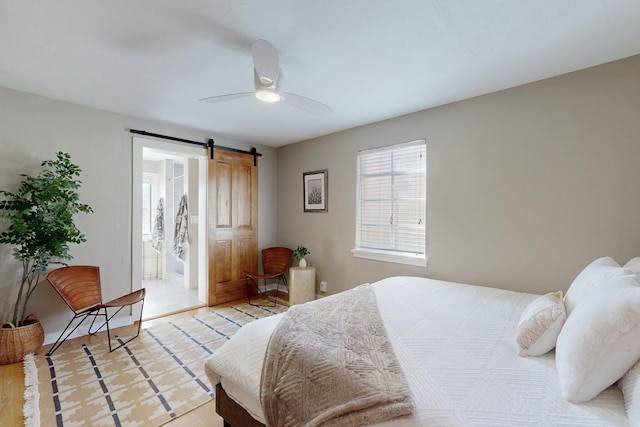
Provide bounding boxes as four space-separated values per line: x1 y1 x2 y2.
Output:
205 257 640 426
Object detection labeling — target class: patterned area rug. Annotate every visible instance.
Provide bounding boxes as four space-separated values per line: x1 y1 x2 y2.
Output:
29 302 286 426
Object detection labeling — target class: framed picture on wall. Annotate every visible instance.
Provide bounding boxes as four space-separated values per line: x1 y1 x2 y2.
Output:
303 170 328 212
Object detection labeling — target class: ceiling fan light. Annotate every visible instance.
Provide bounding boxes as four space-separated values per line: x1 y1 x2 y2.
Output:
255 89 281 103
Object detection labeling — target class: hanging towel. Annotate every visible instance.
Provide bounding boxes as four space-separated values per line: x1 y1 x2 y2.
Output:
174 194 189 261
152 198 164 252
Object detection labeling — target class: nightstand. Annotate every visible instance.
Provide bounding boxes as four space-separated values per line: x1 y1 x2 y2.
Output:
288 266 316 306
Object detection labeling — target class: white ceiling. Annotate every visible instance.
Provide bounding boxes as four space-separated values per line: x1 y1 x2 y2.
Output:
2 1 640 147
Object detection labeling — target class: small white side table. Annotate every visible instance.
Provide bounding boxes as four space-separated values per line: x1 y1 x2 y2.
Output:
288 266 316 306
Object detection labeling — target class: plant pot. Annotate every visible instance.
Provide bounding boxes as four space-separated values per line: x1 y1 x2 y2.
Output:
299 258 307 268
0 314 45 365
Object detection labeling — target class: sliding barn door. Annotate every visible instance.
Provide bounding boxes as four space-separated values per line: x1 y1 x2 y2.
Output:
208 149 258 306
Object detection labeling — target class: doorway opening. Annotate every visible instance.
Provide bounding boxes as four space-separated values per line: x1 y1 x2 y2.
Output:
132 137 208 320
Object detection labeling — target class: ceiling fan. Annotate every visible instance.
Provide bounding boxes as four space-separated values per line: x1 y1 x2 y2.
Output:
199 39 333 117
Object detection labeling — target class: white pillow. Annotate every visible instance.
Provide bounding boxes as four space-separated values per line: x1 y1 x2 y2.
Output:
620 359 640 426
515 291 566 357
624 257 640 280
556 274 640 403
563 256 627 316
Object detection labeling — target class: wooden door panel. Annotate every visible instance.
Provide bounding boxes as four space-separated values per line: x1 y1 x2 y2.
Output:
215 282 245 303
213 239 232 284
208 149 258 306
235 163 252 228
216 163 232 228
236 237 256 278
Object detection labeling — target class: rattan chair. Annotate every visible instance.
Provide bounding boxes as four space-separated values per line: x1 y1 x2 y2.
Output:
245 247 293 306
46 265 146 356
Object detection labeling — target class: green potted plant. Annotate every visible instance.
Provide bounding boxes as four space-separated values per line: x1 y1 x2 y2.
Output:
0 151 93 364
293 245 310 268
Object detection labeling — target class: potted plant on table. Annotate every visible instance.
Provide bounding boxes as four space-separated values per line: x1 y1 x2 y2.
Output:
0 151 93 365
293 245 310 268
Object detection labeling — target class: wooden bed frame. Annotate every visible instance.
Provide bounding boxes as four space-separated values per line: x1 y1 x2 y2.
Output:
215 383 265 427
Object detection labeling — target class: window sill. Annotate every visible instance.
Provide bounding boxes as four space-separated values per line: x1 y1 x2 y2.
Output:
351 248 427 267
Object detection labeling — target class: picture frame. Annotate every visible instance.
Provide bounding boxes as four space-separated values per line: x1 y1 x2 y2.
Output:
303 170 328 212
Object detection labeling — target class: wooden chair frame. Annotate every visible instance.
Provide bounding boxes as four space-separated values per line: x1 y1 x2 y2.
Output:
46 266 146 356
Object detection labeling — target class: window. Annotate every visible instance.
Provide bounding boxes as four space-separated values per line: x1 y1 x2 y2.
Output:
353 139 427 267
142 172 159 236
142 179 152 235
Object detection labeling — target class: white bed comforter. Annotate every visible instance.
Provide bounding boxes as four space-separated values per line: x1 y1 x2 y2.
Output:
205 276 629 426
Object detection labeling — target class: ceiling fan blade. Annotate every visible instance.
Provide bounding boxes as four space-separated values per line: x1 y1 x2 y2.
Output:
282 92 334 117
198 92 254 103
251 39 279 86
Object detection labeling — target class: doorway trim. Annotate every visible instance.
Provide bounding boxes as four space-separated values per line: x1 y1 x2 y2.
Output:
132 136 208 319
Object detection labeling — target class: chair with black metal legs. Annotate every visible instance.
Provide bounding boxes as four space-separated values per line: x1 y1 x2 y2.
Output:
245 247 293 307
46 265 146 356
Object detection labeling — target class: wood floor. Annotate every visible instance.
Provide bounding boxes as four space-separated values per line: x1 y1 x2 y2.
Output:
0 360 24 426
0 298 262 427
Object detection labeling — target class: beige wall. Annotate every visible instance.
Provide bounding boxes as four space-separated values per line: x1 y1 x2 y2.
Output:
277 55 640 296
3 53 640 332
0 86 278 336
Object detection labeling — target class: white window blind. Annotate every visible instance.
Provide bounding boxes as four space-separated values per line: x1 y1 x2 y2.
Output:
354 140 426 266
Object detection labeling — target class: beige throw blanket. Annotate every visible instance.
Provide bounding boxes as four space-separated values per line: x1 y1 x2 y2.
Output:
260 284 414 427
